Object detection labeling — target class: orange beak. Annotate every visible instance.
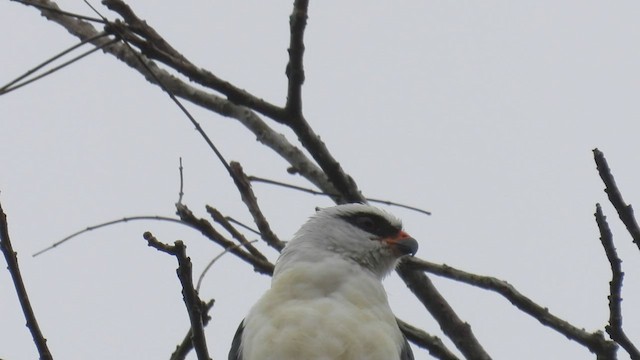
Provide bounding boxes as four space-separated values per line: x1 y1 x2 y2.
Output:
384 230 418 257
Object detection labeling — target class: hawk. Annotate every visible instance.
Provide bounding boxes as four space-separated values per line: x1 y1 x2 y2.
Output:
229 203 418 360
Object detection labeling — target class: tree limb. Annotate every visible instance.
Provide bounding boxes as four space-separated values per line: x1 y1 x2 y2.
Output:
143 232 211 360
102 0 364 205
175 203 274 275
10 2 638 360
595 204 640 359
593 148 640 251
404 257 618 358
0 200 54 360
397 319 460 360
102 0 287 121
170 299 216 360
206 206 270 261
397 261 492 360
13 0 340 200
229 162 286 251
285 0 307 116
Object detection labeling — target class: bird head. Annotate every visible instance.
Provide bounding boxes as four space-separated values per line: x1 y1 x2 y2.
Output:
277 203 419 279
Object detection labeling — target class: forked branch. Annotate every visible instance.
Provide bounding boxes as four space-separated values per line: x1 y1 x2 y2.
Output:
594 148 640 251
595 209 640 359
143 232 211 360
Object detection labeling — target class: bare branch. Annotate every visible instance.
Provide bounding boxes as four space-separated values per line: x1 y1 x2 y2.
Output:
397 319 460 360
143 232 211 360
593 148 640 251
11 0 106 23
0 200 54 360
206 206 269 261
0 31 110 94
106 24 236 178
225 217 261 236
11 3 636 360
13 0 340 200
103 0 349 204
177 157 185 205
405 257 618 358
249 175 432 215
397 261 492 360
175 203 274 275
99 0 365 208
165 79 338 198
285 117 364 203
229 162 286 251
283 115 364 204
285 0 308 116
595 204 640 359
102 0 287 120
0 36 119 96
170 299 215 360
196 240 260 293
33 215 193 257
265 0 365 204
365 196 432 216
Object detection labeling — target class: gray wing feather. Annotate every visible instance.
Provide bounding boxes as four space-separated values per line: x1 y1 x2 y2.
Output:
228 320 244 360
400 335 415 360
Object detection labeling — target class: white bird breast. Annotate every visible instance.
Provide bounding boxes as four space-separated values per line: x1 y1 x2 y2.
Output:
240 257 405 360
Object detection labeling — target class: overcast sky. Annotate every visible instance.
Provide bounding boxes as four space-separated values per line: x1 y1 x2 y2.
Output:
1 1 639 359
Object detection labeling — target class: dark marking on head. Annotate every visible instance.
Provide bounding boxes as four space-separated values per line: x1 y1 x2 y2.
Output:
341 212 401 238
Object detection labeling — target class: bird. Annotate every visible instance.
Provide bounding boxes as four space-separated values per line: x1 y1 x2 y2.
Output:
228 203 419 360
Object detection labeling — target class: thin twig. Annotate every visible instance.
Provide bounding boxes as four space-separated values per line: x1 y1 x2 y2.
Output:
79 4 239 191
366 196 432 216
143 232 211 360
0 37 119 96
175 203 274 275
10 0 106 23
206 206 268 261
593 148 640 251
249 176 432 216
229 162 286 251
595 204 639 359
0 200 53 360
108 23 234 176
0 31 109 93
33 215 192 257
405 257 618 358
225 217 261 236
177 157 185 205
196 240 260 292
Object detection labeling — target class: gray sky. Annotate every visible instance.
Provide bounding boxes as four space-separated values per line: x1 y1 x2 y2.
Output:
1 1 639 359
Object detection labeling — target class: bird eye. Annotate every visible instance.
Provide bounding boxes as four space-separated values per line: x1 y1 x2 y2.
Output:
343 212 399 237
355 216 377 232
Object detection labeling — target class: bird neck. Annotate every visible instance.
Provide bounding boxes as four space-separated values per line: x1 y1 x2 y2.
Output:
271 255 389 305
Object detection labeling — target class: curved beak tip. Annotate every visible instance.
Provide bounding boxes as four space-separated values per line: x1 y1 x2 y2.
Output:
394 237 419 257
